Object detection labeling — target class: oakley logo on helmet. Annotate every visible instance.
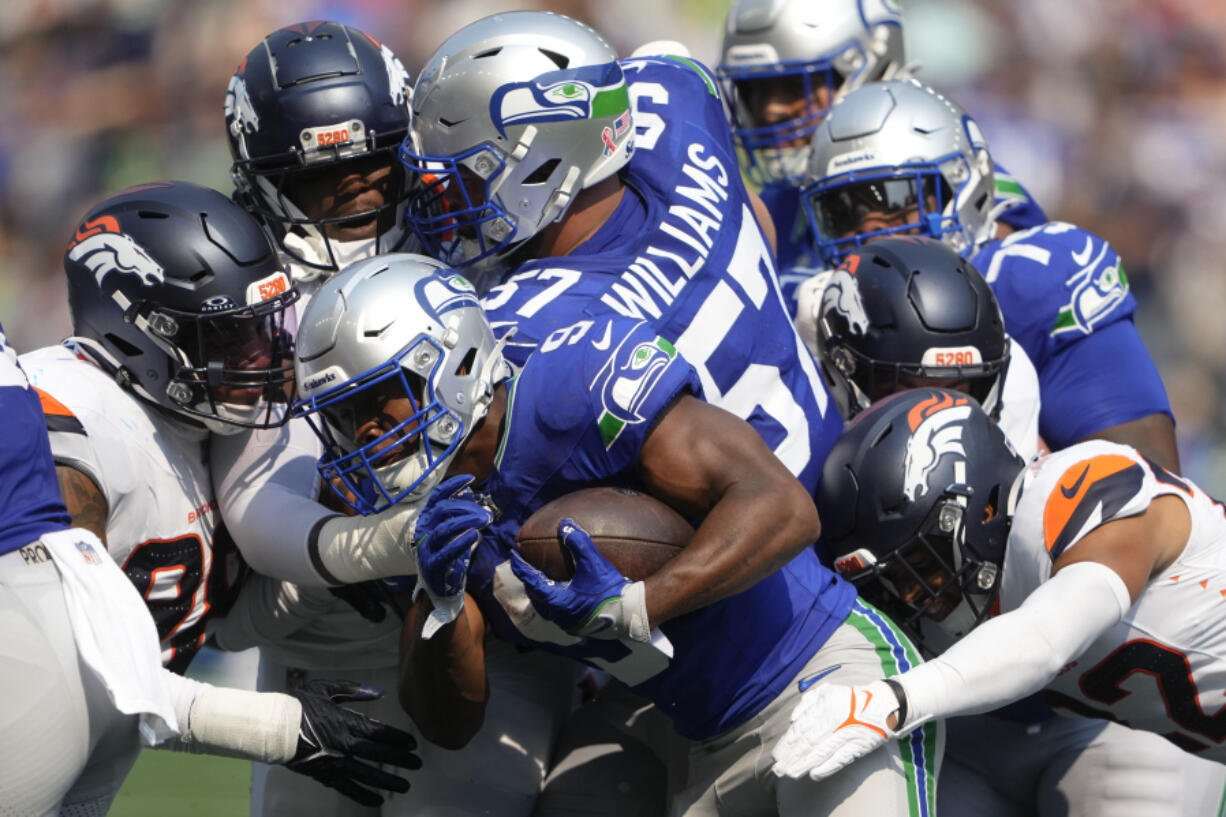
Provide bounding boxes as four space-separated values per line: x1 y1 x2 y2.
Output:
67 216 165 288
823 269 870 335
902 392 971 502
224 71 260 138
489 63 629 138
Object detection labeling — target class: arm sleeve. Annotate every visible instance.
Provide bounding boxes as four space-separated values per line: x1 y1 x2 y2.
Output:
1036 320 1173 449
896 561 1132 731
211 421 334 586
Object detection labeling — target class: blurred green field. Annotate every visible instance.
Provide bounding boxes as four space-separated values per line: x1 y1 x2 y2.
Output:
110 750 250 816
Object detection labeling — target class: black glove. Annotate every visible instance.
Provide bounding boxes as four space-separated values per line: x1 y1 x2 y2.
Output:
328 581 407 623
287 679 423 806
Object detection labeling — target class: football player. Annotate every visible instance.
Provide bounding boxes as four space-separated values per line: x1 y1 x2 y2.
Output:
812 237 1040 461
401 10 840 497
0 317 419 811
291 255 942 817
715 0 1046 272
212 23 576 816
795 78 1179 474
772 389 1226 814
398 14 848 813
21 180 298 673
808 240 1226 815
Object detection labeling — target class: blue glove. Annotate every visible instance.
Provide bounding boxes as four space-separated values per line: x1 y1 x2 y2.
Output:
412 474 492 638
509 519 651 643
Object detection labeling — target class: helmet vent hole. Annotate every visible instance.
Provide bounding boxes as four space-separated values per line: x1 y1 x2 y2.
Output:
106 332 143 357
138 210 169 220
538 49 569 69
524 158 560 185
871 255 891 268
474 47 503 59
454 347 477 377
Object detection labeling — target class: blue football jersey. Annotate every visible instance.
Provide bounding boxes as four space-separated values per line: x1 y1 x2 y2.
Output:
973 222 1171 448
767 159 1048 276
482 56 841 495
468 318 856 740
0 325 71 556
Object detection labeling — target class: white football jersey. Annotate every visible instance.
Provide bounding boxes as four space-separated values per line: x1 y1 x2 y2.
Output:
1004 440 1226 759
20 344 245 673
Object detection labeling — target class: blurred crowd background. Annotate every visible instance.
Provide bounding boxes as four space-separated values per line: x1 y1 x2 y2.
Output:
3 0 1224 491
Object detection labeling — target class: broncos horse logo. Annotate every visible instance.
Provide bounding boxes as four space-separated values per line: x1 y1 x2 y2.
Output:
224 69 260 140
822 268 870 336
67 216 165 287
902 392 972 502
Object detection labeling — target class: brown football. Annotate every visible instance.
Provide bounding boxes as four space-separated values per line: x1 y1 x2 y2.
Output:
515 487 693 581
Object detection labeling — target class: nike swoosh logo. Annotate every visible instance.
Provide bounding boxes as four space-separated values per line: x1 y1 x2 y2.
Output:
591 320 613 351
1072 237 1094 266
797 664 842 692
1060 464 1091 499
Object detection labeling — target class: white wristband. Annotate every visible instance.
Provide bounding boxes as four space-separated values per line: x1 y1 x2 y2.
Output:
160 680 301 764
622 581 651 644
309 501 421 584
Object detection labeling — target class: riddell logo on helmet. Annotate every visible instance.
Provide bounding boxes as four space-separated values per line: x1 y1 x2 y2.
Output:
67 216 165 288
902 393 971 502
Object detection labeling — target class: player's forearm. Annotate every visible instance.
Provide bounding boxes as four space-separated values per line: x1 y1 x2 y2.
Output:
154 672 301 763
644 474 819 626
398 592 488 749
893 562 1131 732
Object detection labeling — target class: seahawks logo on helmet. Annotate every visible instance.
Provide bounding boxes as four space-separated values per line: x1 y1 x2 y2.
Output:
489 62 629 138
67 215 165 288
416 273 481 321
902 392 972 502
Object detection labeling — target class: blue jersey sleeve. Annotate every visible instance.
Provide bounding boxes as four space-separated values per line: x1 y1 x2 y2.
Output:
1035 319 1173 449
992 161 1047 232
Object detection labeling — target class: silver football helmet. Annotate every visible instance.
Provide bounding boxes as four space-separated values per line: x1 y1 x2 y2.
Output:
400 11 635 277
718 0 905 186
802 79 997 266
293 253 511 513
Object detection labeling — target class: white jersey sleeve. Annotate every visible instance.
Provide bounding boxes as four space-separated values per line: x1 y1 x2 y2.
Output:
1002 440 1170 610
998 338 1042 462
210 418 337 587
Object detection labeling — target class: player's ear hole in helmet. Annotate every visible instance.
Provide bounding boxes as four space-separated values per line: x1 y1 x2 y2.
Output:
63 181 299 436
292 253 512 514
817 389 1025 655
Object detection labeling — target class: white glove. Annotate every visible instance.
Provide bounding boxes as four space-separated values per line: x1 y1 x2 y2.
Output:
771 679 904 780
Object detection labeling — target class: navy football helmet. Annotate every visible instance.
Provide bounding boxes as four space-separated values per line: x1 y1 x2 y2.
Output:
64 181 298 435
818 389 1025 653
226 21 413 275
815 237 1010 421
